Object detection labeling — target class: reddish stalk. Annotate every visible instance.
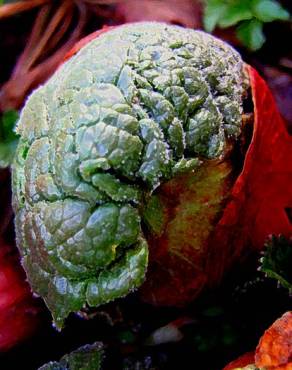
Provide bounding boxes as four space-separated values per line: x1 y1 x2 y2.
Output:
0 1 89 111
0 0 49 19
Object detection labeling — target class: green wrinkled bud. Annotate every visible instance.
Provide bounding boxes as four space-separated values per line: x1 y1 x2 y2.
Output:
38 342 103 370
12 22 245 328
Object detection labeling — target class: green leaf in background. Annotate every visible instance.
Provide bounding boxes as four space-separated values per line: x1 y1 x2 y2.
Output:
0 110 18 142
203 0 254 31
236 19 266 51
217 2 253 28
203 0 228 32
252 0 290 22
38 342 104 370
203 0 290 50
0 110 19 168
260 235 292 294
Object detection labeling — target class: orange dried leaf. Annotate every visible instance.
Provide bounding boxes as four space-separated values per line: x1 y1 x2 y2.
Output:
255 311 292 369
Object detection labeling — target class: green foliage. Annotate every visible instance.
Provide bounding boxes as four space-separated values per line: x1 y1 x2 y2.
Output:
38 342 103 370
260 235 292 293
203 0 290 50
236 19 265 51
0 110 19 168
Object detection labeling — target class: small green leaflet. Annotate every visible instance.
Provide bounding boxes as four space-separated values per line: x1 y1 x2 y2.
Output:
0 110 19 168
253 0 290 22
237 20 266 52
260 235 292 294
38 342 104 370
203 0 290 50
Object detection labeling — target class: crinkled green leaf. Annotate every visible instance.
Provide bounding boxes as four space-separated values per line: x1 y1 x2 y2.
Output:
236 20 266 51
252 0 290 22
12 23 245 328
38 342 103 370
0 110 19 168
260 235 292 293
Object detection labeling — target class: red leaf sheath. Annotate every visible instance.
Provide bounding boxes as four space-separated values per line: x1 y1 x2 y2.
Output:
0 240 40 351
206 66 292 287
226 66 292 247
142 66 292 305
247 66 292 242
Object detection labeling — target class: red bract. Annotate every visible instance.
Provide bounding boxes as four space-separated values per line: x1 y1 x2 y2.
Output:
0 239 40 351
204 66 292 286
63 28 292 306
220 66 292 252
142 66 292 305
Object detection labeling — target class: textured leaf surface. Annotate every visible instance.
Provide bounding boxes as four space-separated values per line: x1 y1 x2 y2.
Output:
12 23 245 327
38 342 103 370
